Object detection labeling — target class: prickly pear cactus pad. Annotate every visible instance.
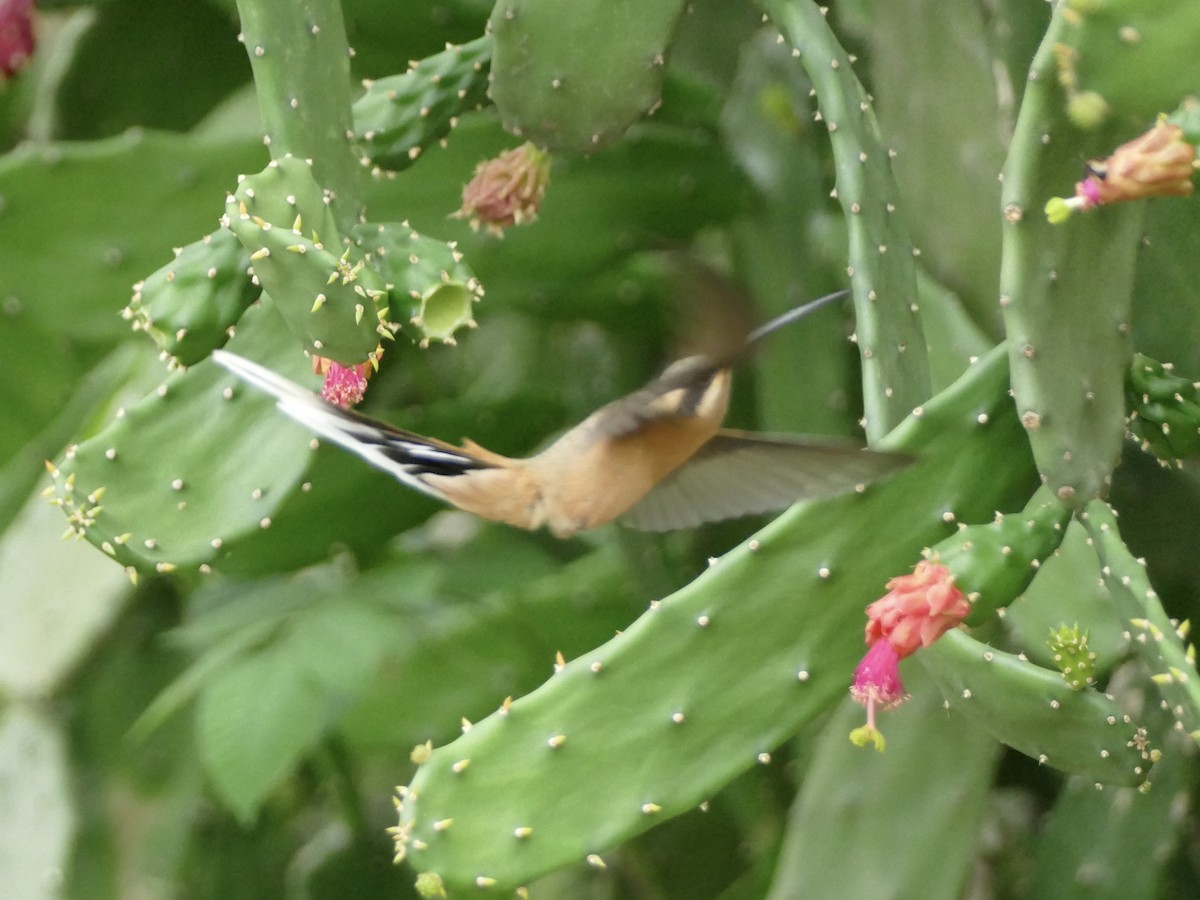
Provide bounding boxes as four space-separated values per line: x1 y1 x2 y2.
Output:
224 155 392 364
488 0 690 151
47 302 313 575
999 5 1143 506
123 228 257 367
354 36 492 172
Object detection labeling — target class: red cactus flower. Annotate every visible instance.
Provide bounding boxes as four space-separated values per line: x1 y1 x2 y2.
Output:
1046 117 1197 223
864 560 970 658
455 142 550 236
849 640 907 752
0 0 35 80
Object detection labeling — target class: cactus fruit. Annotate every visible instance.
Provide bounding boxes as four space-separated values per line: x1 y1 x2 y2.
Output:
354 37 492 173
123 228 256 367
487 0 690 151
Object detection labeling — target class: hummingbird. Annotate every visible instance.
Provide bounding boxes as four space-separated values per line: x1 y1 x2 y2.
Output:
212 290 908 538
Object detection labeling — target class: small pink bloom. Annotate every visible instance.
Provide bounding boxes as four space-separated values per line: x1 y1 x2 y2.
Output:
312 354 378 409
864 560 970 658
849 641 908 752
455 142 550 236
0 0 35 80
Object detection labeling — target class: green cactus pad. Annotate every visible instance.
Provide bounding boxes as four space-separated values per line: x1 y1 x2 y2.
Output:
224 156 392 364
1000 6 1143 505
1126 352 1200 461
123 228 257 367
351 222 481 346
354 37 492 172
46 301 313 575
394 346 1037 894
763 0 931 440
919 628 1151 785
931 485 1072 625
1082 500 1200 744
488 0 689 151
234 0 361 227
1059 0 1200 127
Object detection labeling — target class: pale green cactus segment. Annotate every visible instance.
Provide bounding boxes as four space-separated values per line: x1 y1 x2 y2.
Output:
1125 352 1200 461
1048 624 1098 690
354 36 492 172
123 228 256 367
1000 6 1143 506
1165 98 1200 143
1029 708 1190 897
233 0 361 228
1058 0 1200 127
918 629 1151 785
1081 500 1200 745
351 222 481 346
488 0 689 152
762 0 930 441
930 485 1071 626
394 348 1037 894
225 156 391 364
46 302 313 574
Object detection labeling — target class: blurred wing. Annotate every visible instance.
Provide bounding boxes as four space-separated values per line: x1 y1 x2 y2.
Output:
619 430 911 532
584 357 724 441
211 350 490 501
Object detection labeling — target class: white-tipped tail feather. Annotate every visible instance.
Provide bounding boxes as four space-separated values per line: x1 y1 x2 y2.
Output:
211 350 489 502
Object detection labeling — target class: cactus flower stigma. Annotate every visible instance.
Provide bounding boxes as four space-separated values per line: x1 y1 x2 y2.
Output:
455 142 551 236
1046 117 1197 223
864 560 970 658
849 640 906 752
0 0 35 80
313 352 380 409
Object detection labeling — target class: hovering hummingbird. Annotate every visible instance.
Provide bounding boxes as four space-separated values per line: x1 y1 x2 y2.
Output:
212 290 908 538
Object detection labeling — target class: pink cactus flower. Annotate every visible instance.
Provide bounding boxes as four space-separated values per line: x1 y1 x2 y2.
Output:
864 560 970 658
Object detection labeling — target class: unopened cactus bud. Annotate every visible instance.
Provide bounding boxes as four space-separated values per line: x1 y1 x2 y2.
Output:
1048 624 1097 690
455 142 550 236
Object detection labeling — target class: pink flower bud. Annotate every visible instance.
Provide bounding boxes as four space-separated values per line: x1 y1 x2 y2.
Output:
455 142 550 236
